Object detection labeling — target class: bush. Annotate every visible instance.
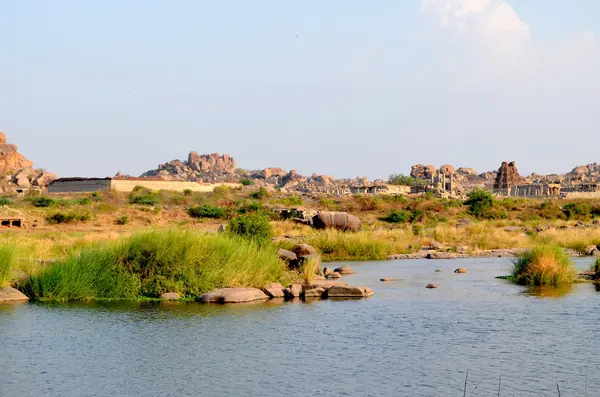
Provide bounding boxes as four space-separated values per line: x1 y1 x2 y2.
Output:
129 194 160 206
277 196 303 206
115 216 129 225
562 202 591 219
228 214 273 244
319 198 338 211
188 204 225 219
21 230 289 301
30 196 56 207
237 200 262 214
0 197 11 206
240 179 255 186
511 244 577 286
383 210 409 223
388 174 424 186
46 212 91 225
249 187 270 200
183 189 193 196
464 189 495 219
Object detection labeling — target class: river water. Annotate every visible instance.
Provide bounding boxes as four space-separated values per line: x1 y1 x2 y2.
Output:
2 258 600 397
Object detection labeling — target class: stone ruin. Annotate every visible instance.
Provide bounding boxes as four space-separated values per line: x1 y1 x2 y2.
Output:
493 161 521 190
0 131 56 194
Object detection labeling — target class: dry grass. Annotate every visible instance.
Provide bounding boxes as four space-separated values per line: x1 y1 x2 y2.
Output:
512 245 577 285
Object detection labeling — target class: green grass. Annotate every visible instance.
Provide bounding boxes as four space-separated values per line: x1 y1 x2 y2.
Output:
21 230 290 301
511 244 577 286
308 230 388 261
0 245 17 286
188 204 225 219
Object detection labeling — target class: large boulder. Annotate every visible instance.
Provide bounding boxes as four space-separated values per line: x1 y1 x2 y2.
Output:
439 165 456 176
327 284 374 298
294 244 318 257
284 284 303 298
264 283 285 298
0 287 29 302
312 211 361 232
334 266 356 275
278 248 298 268
198 287 268 303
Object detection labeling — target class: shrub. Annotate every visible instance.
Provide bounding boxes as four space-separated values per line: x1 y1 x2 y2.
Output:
388 174 424 186
240 179 255 186
21 230 288 301
277 196 303 206
237 200 262 214
30 196 56 207
464 189 495 219
129 194 160 206
46 212 91 225
75 197 92 205
188 204 225 219
249 187 270 200
91 191 104 201
383 210 409 223
228 214 273 244
183 189 193 196
132 185 145 193
511 244 577 286
539 201 566 220
319 198 338 211
115 216 129 225
0 197 11 206
562 202 591 219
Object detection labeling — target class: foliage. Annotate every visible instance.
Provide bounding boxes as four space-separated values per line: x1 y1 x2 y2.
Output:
300 256 320 284
129 194 161 206
237 200 262 214
46 211 91 225
249 187 270 200
240 179 255 186
277 195 303 206
387 173 424 186
20 230 289 301
115 216 129 225
0 197 11 206
228 213 273 244
383 210 410 223
308 230 388 261
464 189 495 219
188 204 225 219
319 198 338 211
511 244 577 286
592 258 600 273
183 189 193 196
29 196 56 207
562 202 591 219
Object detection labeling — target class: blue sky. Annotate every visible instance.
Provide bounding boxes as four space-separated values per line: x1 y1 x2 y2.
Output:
1 0 599 179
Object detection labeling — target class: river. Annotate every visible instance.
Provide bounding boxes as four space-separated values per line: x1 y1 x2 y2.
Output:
2 258 600 397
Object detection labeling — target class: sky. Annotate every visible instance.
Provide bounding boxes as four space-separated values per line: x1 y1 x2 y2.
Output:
1 0 599 179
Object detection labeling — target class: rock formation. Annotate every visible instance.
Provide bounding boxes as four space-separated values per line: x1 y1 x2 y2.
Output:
141 152 236 182
493 161 521 190
439 165 456 177
410 164 437 179
0 132 56 193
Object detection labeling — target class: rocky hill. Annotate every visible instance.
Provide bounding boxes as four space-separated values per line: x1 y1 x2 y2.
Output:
0 132 56 193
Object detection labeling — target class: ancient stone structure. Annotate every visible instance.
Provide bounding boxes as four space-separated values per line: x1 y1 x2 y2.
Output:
493 161 521 191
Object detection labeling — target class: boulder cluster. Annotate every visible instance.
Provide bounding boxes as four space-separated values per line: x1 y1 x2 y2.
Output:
0 132 56 193
141 152 237 182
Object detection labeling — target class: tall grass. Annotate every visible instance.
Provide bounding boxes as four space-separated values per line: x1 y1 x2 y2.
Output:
511 244 577 286
22 230 290 301
0 245 17 286
308 230 390 260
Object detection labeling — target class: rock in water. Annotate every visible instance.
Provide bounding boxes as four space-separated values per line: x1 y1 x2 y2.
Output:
334 266 357 275
0 287 29 302
198 288 269 303
264 283 285 299
327 284 374 298
454 268 468 274
425 284 438 289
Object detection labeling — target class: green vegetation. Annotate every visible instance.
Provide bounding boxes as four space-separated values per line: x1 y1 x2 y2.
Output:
308 230 388 261
387 173 424 186
115 216 129 225
0 197 11 206
562 202 591 219
237 200 262 214
0 245 16 286
277 195 303 206
46 212 91 225
129 194 160 206
188 204 225 219
240 179 255 186
249 187 270 200
511 244 577 286
21 230 289 301
383 210 410 223
29 196 56 207
591 258 600 273
228 213 273 244
464 189 495 219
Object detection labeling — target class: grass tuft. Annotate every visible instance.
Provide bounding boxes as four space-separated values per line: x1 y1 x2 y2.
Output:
0 245 16 286
511 244 577 286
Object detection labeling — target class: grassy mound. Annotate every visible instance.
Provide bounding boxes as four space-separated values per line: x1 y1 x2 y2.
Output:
511 244 577 286
21 230 289 302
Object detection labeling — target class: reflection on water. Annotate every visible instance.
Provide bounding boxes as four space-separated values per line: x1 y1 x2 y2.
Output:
2 257 600 397
523 284 574 298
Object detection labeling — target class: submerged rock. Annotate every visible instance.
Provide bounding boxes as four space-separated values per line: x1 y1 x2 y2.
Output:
0 287 29 302
454 268 468 274
326 272 342 279
426 284 438 289
198 288 269 304
380 278 400 282
334 266 356 275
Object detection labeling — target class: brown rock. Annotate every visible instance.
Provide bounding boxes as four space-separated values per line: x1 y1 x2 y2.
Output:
439 165 456 176
457 167 478 176
380 278 400 282
0 287 29 302
312 211 361 232
294 244 318 257
264 283 285 298
430 241 444 250
187 151 236 174
454 268 468 274
278 248 298 264
261 167 287 179
0 131 5 144
198 287 268 303
411 164 437 179
160 292 181 300
284 284 303 298
328 284 374 298
326 272 342 279
425 284 438 289
334 266 356 275
303 287 325 298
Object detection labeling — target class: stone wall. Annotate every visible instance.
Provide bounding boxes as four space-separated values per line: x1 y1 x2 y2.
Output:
48 179 112 193
110 180 241 193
